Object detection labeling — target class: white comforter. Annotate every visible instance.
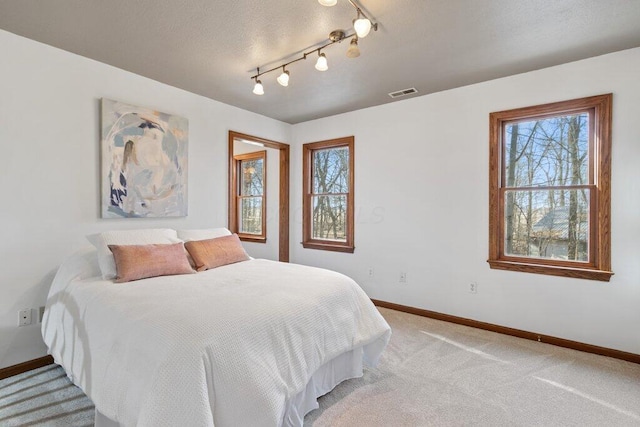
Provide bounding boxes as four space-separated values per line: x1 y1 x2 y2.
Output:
42 248 391 426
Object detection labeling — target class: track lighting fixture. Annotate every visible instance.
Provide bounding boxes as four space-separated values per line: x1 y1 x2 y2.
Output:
346 37 360 58
315 52 328 71
277 67 290 86
249 0 378 95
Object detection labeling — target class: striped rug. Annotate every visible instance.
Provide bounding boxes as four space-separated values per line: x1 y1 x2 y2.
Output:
0 364 94 426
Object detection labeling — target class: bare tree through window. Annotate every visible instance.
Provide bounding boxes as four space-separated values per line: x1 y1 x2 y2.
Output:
504 114 589 262
312 147 349 241
303 137 354 253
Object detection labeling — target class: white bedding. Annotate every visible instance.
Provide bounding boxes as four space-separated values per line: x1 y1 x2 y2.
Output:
42 248 391 426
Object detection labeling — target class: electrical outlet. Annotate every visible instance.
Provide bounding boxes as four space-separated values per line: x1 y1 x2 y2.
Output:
399 272 407 283
469 282 478 294
39 306 46 323
18 309 32 326
367 267 375 282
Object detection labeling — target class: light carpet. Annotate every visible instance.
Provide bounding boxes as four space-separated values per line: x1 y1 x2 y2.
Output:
306 307 640 426
1 307 639 426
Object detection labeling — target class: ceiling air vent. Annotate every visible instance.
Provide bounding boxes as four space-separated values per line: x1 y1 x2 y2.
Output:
388 87 418 98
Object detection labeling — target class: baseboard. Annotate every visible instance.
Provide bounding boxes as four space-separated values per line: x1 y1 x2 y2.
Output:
0 355 55 380
372 299 640 365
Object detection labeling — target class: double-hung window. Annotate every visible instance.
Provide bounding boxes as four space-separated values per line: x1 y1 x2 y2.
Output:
302 136 354 253
488 94 612 281
235 150 266 242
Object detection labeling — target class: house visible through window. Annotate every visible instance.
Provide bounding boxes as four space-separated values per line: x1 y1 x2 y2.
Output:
303 136 354 253
235 150 266 241
488 94 612 281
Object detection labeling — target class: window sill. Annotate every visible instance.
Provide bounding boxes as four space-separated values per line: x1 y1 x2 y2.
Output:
238 235 266 244
302 241 355 253
487 259 613 282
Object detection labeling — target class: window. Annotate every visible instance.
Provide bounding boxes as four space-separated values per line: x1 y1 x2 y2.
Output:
302 136 354 253
234 150 266 242
488 94 612 281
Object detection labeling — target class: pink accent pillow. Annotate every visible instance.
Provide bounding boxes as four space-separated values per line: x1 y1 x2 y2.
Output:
108 243 194 283
184 234 250 272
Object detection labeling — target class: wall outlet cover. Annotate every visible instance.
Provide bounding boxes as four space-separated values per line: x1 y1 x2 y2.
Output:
19 309 32 326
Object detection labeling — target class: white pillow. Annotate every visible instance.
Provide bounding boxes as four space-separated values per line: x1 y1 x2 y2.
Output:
87 229 182 279
176 227 231 242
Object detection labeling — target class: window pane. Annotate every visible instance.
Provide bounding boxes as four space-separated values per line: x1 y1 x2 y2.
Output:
504 189 589 262
504 113 589 188
240 159 263 196
239 197 262 235
312 195 347 241
312 147 349 194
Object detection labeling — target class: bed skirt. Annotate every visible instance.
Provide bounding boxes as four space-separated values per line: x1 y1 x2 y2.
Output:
95 346 364 427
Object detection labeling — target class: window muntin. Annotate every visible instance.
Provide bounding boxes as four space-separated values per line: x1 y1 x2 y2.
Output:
488 94 612 281
235 151 266 240
303 137 354 253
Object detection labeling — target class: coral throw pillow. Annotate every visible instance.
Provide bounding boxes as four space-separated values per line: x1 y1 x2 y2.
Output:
184 234 250 272
109 243 194 283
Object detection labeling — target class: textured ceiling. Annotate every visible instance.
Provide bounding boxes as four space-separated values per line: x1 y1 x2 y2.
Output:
2 0 640 123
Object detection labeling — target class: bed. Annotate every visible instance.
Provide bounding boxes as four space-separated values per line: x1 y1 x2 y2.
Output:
41 229 391 427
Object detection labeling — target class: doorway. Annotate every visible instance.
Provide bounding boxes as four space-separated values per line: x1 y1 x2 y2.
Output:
228 131 290 262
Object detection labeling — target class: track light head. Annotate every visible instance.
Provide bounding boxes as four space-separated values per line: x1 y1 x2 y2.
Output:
354 17 372 38
315 52 328 71
277 69 290 87
253 79 264 95
346 37 360 58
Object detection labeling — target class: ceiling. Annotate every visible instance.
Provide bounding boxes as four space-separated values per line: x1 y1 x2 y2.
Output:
2 0 640 124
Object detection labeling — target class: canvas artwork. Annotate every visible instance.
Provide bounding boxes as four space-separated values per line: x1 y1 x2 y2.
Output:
101 98 188 218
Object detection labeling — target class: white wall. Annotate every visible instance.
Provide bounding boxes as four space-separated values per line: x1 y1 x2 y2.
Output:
290 47 640 355
233 141 280 260
0 30 290 369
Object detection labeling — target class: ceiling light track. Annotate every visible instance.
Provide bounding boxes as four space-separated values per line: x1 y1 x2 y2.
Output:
250 33 347 81
250 0 378 95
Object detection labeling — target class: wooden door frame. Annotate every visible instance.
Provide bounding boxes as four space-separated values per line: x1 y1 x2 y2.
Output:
228 131 290 262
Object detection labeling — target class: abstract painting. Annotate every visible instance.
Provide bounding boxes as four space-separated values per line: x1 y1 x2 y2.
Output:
101 98 188 218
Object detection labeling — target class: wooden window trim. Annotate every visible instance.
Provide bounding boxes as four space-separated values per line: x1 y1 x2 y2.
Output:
488 94 613 281
234 150 267 243
302 136 355 253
